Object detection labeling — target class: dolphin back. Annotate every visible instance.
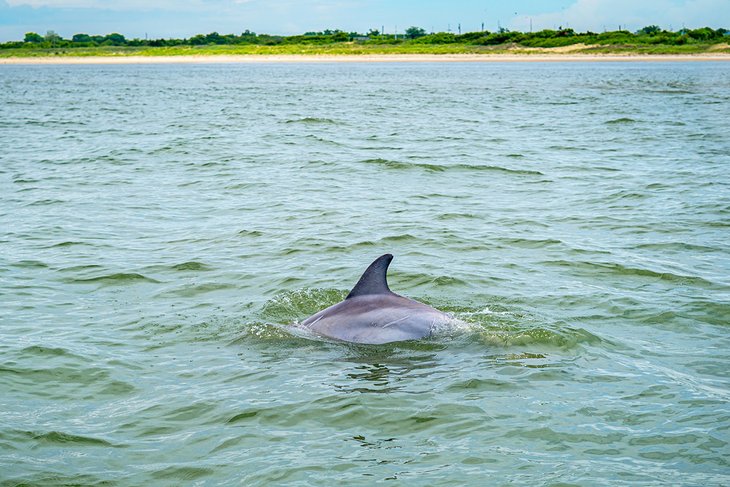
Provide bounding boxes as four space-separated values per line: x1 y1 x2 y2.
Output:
302 294 447 344
300 254 452 344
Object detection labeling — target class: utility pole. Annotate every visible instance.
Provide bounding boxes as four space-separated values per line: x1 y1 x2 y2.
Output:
458 23 461 35
481 22 484 32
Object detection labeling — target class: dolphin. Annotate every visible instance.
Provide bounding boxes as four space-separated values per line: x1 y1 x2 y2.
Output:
300 254 452 344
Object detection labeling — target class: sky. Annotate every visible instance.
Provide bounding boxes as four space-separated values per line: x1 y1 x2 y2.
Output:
1 0 729 42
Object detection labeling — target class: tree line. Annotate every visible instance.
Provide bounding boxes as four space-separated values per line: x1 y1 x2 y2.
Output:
2 25 728 49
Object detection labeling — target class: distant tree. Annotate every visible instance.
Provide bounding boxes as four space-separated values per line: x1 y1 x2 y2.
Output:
189 34 207 45
72 33 92 43
638 25 661 35
556 28 575 37
258 34 283 45
480 30 521 45
104 33 126 45
367 28 380 37
236 30 257 44
204 32 222 44
405 26 427 39
687 27 717 40
416 32 457 44
532 29 557 38
456 31 485 42
332 31 349 41
24 32 43 43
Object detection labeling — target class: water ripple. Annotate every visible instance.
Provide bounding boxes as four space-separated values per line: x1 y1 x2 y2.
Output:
1 61 729 486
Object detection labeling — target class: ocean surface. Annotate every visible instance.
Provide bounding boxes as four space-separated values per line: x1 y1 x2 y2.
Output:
1 61 729 486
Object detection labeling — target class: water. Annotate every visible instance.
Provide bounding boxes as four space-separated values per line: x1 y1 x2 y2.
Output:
1 61 729 486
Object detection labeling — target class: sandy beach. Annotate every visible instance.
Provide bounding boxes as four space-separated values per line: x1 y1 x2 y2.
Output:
2 53 730 64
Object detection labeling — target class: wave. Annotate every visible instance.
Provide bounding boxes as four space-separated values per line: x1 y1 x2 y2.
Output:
27 430 117 447
170 261 213 271
3 346 137 398
9 259 49 269
634 242 720 253
359 158 543 175
436 212 478 221
46 240 88 248
26 198 66 206
470 323 604 349
157 282 236 298
0 472 116 486
19 345 85 359
605 117 637 124
284 117 338 125
542 260 718 288
237 229 264 237
260 288 347 324
65 272 160 285
495 237 563 249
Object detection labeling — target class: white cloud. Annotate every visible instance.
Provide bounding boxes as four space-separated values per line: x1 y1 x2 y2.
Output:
510 0 730 32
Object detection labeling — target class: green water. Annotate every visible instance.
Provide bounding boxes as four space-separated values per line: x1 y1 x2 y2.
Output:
1 62 729 486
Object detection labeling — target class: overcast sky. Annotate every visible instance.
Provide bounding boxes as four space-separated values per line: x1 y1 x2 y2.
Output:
1 0 729 42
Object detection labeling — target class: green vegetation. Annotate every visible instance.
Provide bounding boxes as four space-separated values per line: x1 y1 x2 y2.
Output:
1 26 728 57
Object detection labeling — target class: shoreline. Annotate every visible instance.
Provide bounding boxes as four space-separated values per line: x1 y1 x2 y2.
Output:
2 53 730 64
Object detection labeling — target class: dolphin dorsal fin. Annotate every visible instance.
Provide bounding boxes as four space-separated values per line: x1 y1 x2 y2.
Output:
346 254 393 299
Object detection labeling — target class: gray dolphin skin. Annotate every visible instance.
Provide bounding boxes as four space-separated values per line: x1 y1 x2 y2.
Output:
300 254 451 344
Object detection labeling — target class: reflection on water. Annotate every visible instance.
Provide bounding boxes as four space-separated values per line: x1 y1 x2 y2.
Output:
343 363 400 393
337 352 440 394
